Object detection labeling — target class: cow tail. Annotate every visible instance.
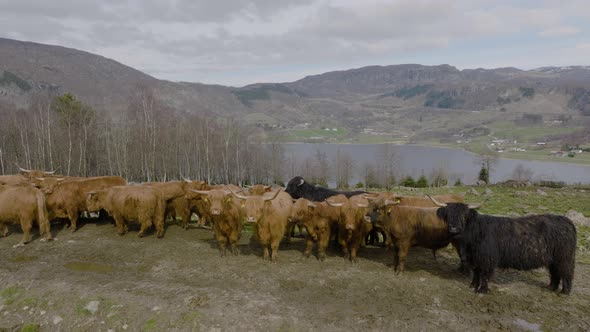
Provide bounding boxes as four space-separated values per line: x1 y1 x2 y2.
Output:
36 191 51 239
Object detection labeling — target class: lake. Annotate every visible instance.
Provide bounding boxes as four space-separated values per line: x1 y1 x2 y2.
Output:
282 143 590 185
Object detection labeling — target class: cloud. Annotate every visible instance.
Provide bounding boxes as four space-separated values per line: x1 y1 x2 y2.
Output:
0 0 588 85
539 26 581 38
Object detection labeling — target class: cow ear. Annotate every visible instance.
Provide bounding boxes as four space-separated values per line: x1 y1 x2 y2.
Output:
436 207 446 220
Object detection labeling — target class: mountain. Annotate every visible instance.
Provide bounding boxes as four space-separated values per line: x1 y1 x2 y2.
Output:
1 37 589 143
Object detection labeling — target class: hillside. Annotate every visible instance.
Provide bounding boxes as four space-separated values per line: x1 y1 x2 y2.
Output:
1 37 589 150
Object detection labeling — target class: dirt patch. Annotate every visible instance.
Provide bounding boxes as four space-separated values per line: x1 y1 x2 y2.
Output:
1 219 589 331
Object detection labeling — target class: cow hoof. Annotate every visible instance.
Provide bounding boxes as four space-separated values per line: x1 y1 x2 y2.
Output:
476 288 490 294
40 238 47 242
12 243 24 248
318 255 326 262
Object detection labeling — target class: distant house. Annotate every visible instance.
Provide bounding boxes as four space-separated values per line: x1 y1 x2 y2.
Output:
537 142 547 146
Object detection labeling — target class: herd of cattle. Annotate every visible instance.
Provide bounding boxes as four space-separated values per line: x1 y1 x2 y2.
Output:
0 169 577 295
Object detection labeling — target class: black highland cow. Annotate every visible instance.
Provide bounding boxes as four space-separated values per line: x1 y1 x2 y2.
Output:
431 199 576 295
285 176 366 201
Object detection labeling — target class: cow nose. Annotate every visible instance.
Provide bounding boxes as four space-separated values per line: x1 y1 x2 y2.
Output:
449 227 459 234
247 217 256 223
346 224 354 230
211 209 221 215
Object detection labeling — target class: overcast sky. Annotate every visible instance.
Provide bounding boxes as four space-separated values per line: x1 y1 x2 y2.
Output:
2 0 589 86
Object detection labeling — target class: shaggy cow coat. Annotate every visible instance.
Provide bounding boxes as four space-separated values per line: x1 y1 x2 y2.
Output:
437 203 576 294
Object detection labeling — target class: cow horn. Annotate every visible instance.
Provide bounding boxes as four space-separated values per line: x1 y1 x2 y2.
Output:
46 166 61 174
189 189 211 196
384 199 399 206
264 185 272 190
468 199 488 210
325 199 344 207
15 163 31 173
183 177 191 183
297 178 305 186
263 189 282 202
307 202 317 208
426 194 447 207
356 202 369 208
362 194 378 200
227 186 249 200
56 177 67 182
35 177 44 181
244 185 253 188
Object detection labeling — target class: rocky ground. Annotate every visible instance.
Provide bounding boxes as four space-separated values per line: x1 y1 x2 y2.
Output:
0 216 589 332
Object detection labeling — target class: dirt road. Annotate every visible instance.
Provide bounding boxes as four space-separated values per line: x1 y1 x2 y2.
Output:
1 219 589 331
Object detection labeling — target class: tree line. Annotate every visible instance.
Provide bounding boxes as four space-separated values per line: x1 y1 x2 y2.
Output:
1 86 489 187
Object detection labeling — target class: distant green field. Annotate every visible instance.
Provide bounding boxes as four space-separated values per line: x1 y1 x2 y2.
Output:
489 122 583 142
283 128 348 141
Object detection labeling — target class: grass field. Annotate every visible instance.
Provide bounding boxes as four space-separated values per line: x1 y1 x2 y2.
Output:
1 184 589 331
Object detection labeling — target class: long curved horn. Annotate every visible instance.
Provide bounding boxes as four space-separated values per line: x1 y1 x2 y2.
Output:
263 189 282 202
46 166 61 174
426 194 447 207
307 202 317 208
384 199 400 206
356 202 369 208
325 200 344 207
264 185 272 190
244 185 253 188
183 177 191 183
297 178 305 186
189 189 211 195
468 198 488 210
227 186 249 200
15 163 31 173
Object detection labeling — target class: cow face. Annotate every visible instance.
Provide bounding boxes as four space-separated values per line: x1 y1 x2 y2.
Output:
248 184 272 196
206 190 234 216
285 176 306 199
33 177 67 194
86 191 104 212
239 196 265 223
366 197 397 228
436 203 481 234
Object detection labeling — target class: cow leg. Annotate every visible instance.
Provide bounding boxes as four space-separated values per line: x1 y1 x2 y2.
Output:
561 273 573 295
216 233 228 257
285 222 295 243
451 241 469 275
181 209 191 230
476 269 492 294
229 229 240 256
391 244 400 271
138 219 150 237
68 210 79 232
557 262 574 295
113 215 126 236
303 234 314 258
16 220 33 247
470 268 481 289
396 241 410 274
548 264 560 291
262 245 270 261
317 231 330 261
0 224 8 237
270 237 281 263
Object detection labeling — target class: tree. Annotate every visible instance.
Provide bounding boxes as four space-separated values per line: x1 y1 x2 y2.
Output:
416 175 429 188
335 148 354 189
478 166 489 184
475 151 498 184
400 176 416 187
511 164 534 182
